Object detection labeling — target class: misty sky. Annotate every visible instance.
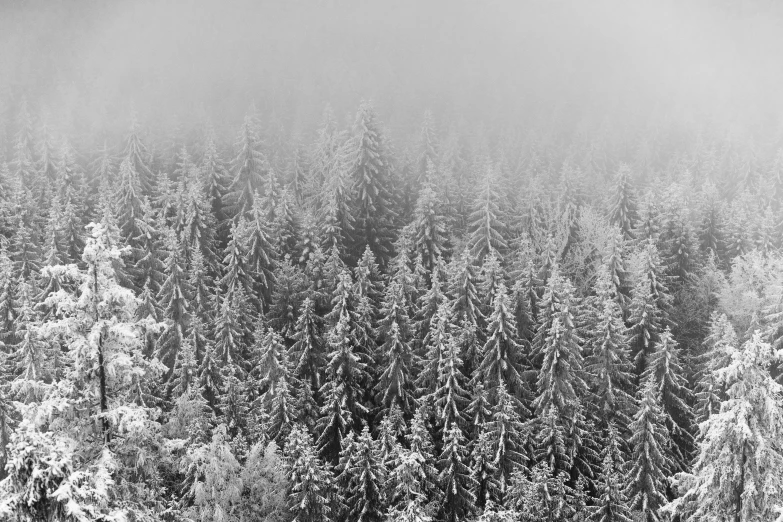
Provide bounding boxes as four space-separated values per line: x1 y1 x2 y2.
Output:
1 0 782 141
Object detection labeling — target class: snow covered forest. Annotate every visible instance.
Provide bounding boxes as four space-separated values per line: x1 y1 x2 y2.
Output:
2 1 783 521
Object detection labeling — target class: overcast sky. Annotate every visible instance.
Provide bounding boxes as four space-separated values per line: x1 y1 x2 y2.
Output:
1 0 781 139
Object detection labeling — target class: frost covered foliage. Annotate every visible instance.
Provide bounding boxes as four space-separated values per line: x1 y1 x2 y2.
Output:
0 98 782 521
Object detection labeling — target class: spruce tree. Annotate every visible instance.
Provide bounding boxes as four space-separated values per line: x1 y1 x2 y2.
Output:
317 315 369 463
348 101 395 266
339 425 386 522
438 425 477 522
285 425 333 522
664 333 783 521
641 327 694 472
123 115 155 195
412 178 449 273
584 266 636 430
156 229 192 370
625 377 673 522
226 109 266 218
607 164 638 240
475 283 529 407
467 168 508 261
433 334 470 434
290 297 325 392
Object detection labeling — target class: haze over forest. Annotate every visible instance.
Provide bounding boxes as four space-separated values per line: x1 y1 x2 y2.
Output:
3 1 783 522
2 0 783 142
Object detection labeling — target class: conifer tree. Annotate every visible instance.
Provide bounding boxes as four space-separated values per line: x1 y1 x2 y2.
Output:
198 337 221 408
487 385 529 501
213 290 246 367
317 315 369 463
285 425 333 522
376 320 416 418
182 171 218 269
468 168 508 261
625 377 673 522
247 191 277 310
290 297 325 392
226 109 266 217
433 334 470 434
416 301 451 400
201 125 229 221
123 115 155 195
339 425 386 522
471 426 501 511
349 101 395 266
476 283 529 406
641 328 694 471
695 313 737 422
412 178 449 273
664 333 783 521
627 239 672 374
591 425 633 522
608 164 638 240
438 425 477 522
268 256 307 340
265 370 297 446
156 229 192 369
220 219 253 299
584 266 636 429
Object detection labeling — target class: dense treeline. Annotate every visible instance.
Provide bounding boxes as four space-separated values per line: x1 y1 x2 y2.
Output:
0 97 783 521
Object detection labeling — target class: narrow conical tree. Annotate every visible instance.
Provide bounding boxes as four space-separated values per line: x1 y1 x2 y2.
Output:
433 334 471 434
156 229 192 370
246 193 276 310
119 118 152 198
468 168 508 261
226 109 266 217
412 177 449 272
625 377 673 522
290 297 326 392
641 328 694 472
487 385 529 501
438 425 477 522
285 425 333 522
340 425 386 522
470 426 500 511
348 101 395 266
584 266 636 430
607 164 638 240
317 315 369 463
376 320 416 418
200 125 229 221
475 283 529 407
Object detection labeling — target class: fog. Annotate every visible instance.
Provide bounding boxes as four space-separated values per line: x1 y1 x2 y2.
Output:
2 0 782 142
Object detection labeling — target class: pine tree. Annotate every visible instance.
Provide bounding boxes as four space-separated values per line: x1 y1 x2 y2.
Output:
664 333 783 521
220 219 253 300
182 170 218 269
438 425 477 522
641 327 694 472
213 290 245 367
265 370 297 446
625 377 673 522
608 164 638 240
695 313 737 422
339 425 386 522
268 256 307 340
468 168 508 261
348 101 396 266
198 337 221 408
226 109 266 217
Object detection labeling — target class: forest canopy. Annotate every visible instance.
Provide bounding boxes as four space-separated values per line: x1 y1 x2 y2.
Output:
1 1 783 521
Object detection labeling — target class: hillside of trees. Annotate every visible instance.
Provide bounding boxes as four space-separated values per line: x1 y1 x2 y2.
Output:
0 96 782 521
